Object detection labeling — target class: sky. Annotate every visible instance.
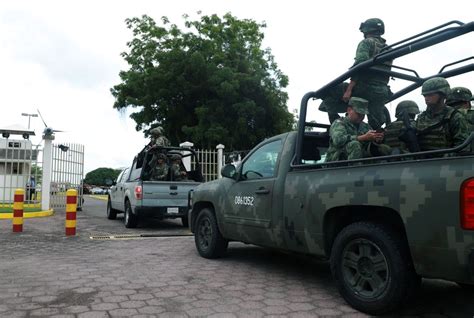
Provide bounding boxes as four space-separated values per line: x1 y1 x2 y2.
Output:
1 0 473 174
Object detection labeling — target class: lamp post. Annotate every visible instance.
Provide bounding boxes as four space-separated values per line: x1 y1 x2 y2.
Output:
21 113 38 129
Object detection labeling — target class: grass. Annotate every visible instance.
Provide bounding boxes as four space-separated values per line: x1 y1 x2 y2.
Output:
0 207 42 213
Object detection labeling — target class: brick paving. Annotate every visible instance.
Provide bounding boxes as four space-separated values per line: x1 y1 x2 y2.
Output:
0 198 473 317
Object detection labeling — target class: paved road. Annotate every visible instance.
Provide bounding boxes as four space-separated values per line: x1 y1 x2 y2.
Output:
0 196 473 317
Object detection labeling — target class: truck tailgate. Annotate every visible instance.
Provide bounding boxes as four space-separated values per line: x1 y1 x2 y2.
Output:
141 181 198 207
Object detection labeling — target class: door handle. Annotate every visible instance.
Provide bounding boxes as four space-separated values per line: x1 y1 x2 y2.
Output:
255 188 270 195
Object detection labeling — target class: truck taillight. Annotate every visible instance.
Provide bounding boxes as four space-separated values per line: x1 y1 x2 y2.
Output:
134 185 143 200
461 178 474 230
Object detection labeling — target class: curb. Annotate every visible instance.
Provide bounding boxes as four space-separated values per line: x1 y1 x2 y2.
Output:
0 209 54 219
89 195 108 201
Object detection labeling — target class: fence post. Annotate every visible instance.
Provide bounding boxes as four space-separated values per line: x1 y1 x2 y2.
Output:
12 189 25 233
65 189 77 236
216 144 225 178
41 137 53 211
179 141 194 171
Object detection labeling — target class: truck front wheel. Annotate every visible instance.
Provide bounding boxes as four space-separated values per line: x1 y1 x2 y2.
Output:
330 222 415 315
194 208 228 259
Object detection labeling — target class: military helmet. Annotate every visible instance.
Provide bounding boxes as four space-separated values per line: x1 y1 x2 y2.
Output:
395 100 420 118
446 86 472 105
170 154 182 161
359 18 385 35
156 153 167 160
150 126 164 136
421 77 450 96
348 97 370 114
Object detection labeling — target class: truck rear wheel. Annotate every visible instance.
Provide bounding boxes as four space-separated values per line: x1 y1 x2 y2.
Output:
106 198 117 220
330 222 415 315
194 208 228 259
124 200 138 228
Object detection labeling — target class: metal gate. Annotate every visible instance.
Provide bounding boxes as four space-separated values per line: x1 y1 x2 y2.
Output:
50 143 84 210
192 149 219 182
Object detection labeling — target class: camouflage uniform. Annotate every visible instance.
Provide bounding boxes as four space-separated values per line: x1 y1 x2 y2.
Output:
150 154 169 181
150 126 170 147
350 18 392 129
447 87 474 131
325 98 372 162
416 78 470 151
383 100 419 152
170 154 187 181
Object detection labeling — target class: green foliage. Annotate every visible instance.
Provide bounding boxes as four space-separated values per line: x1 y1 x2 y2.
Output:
84 168 122 186
31 164 42 184
111 12 294 149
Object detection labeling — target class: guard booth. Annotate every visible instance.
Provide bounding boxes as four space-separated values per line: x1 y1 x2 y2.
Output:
0 126 39 205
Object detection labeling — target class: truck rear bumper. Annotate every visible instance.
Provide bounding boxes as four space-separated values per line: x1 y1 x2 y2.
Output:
134 206 187 219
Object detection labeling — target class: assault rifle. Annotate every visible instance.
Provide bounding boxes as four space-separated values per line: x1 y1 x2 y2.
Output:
398 111 420 152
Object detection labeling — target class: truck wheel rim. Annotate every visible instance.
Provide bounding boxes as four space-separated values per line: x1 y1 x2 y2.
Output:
198 217 212 250
341 238 389 299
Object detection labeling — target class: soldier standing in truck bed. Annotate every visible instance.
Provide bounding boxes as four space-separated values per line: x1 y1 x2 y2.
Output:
150 126 170 147
343 18 392 129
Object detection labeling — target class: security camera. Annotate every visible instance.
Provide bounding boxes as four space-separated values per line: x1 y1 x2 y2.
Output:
2 132 10 138
58 144 69 152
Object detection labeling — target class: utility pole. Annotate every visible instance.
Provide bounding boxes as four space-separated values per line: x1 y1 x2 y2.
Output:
21 113 38 129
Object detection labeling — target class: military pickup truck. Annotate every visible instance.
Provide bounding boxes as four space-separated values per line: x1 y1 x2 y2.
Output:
189 21 474 314
107 146 202 228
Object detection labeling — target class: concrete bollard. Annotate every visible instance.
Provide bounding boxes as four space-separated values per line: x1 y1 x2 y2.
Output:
65 189 77 236
12 189 25 233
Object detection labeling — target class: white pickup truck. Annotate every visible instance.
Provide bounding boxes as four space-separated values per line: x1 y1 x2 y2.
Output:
107 146 202 228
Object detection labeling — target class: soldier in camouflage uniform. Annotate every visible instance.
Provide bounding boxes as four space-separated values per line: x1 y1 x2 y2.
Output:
170 154 188 181
383 100 420 152
149 126 170 147
150 153 169 181
416 77 469 151
446 86 474 131
343 18 392 129
325 97 385 162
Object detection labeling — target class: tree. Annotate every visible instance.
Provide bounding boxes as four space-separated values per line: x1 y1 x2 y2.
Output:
30 164 42 184
84 168 122 186
111 13 294 150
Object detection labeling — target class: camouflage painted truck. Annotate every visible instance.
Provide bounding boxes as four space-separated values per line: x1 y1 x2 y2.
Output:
188 21 474 314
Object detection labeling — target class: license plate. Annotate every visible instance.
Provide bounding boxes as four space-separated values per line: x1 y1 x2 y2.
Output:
167 207 179 214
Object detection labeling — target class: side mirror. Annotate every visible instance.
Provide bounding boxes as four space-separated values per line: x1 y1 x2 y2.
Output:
221 164 237 179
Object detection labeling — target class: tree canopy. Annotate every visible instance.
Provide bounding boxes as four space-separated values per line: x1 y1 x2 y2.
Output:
84 168 122 186
111 12 294 150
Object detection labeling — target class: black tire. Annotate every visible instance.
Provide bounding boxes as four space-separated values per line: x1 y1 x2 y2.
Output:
181 216 189 228
106 198 117 220
330 222 416 315
194 208 228 259
124 200 138 228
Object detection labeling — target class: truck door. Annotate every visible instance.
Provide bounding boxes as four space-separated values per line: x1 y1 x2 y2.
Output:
223 139 282 242
111 167 129 211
